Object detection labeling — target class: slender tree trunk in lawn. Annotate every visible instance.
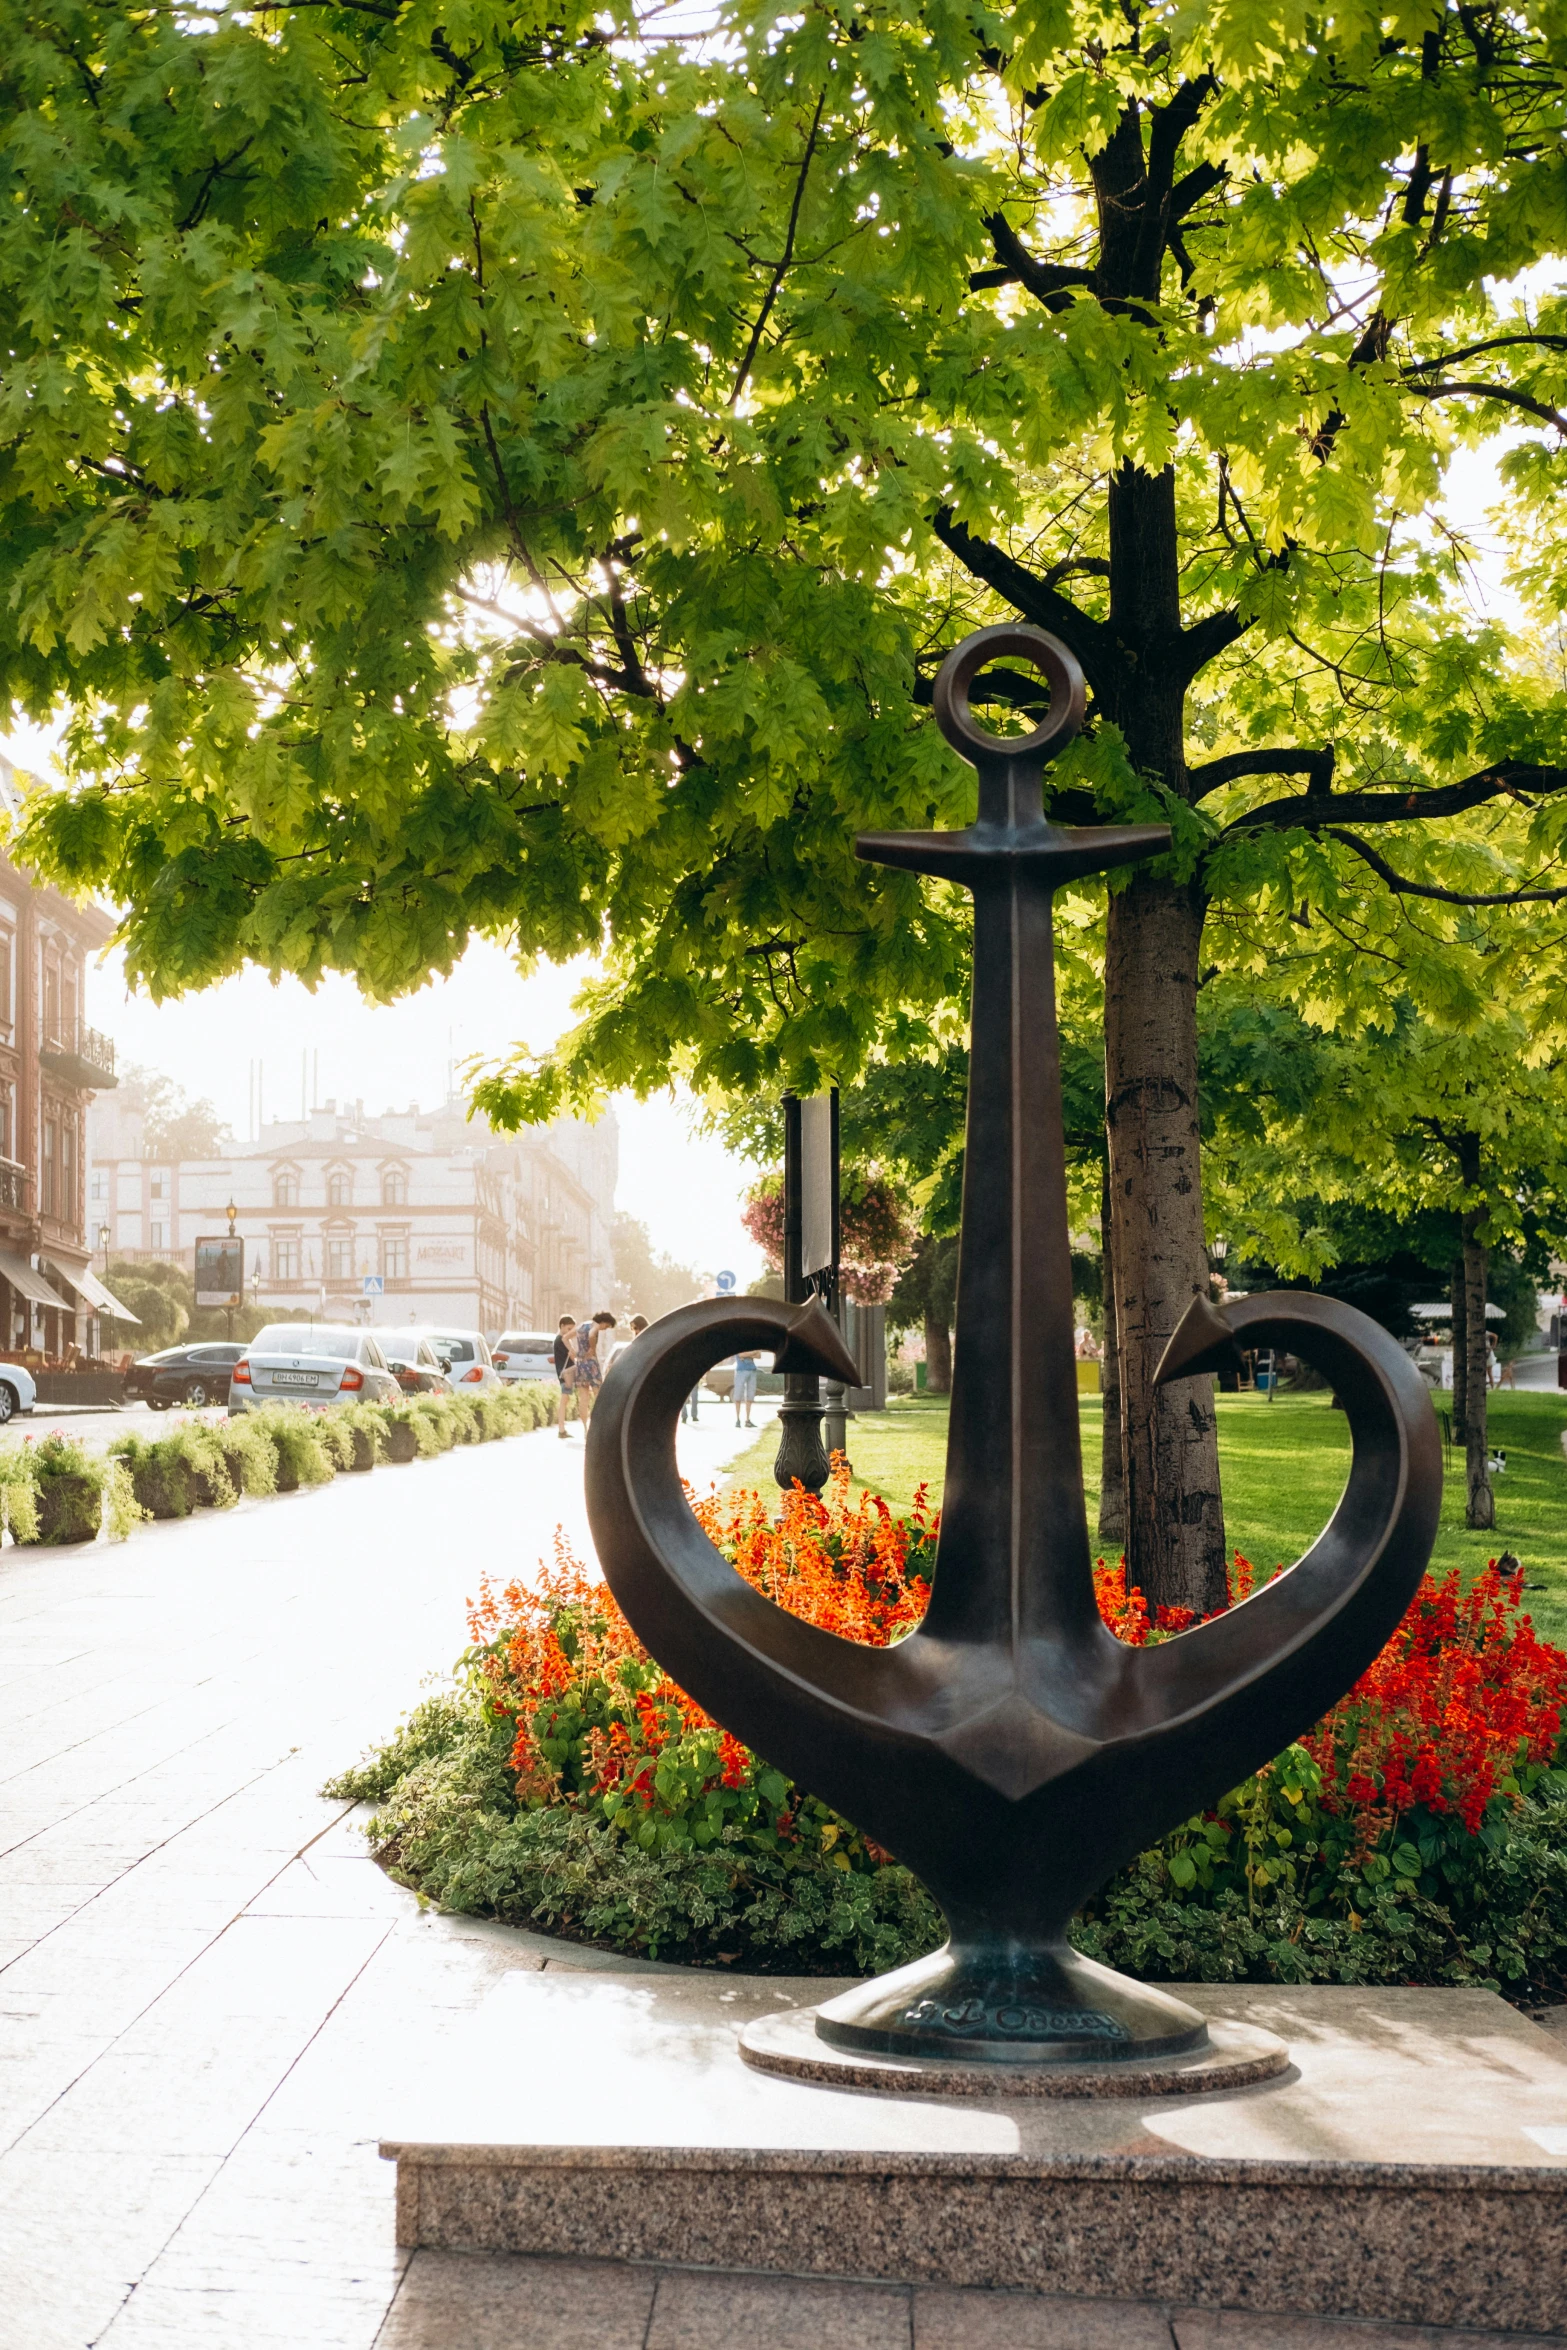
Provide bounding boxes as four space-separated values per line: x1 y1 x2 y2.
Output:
924 1311 952 1395
1097 1154 1126 1551
1451 1256 1468 1447
1463 1210 1494 1531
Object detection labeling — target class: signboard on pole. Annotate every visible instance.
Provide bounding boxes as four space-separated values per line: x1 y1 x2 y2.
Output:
194 1236 244 1308
800 1094 835 1279
362 1274 385 1295
715 1270 736 1294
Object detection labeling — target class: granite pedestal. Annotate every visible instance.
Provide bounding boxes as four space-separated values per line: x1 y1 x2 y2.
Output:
382 1972 1567 2336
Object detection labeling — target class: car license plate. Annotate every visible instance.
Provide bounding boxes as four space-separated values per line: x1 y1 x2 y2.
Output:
273 1371 319 1387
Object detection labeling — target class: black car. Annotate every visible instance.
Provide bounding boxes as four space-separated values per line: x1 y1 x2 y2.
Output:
379 1336 454 1397
126 1343 248 1410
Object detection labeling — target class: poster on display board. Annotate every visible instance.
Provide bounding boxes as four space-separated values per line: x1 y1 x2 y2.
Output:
195 1236 244 1308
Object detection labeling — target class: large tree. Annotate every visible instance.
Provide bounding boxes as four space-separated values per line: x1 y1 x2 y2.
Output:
6 0 1567 1606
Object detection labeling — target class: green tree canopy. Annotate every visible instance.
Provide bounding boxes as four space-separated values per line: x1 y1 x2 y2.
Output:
7 0 1567 1602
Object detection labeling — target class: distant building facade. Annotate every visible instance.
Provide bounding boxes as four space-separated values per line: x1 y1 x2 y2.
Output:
88 1093 618 1336
0 763 122 1362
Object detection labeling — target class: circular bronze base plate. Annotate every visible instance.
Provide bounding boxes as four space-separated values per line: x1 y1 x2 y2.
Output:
738 2007 1290 2099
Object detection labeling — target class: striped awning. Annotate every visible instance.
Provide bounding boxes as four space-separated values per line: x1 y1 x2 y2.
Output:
0 1251 73 1312
43 1259 141 1325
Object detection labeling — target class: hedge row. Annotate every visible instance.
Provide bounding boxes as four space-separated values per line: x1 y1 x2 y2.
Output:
0 1384 557 1546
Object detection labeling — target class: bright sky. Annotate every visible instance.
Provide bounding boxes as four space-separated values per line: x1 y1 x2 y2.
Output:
79 937 765 1288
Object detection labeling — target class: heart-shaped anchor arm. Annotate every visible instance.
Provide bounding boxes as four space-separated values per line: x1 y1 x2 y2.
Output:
1114 1290 1442 1800
585 1298 949 1812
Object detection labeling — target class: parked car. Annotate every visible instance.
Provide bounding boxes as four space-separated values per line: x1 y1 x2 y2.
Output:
228 1325 402 1414
0 1357 36 1423
491 1330 558 1385
126 1342 248 1411
379 1336 454 1397
399 1327 503 1393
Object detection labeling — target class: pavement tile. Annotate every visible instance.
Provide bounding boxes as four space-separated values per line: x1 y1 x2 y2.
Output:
1171 2315 1567 2348
917 2285 1175 2346
377 2251 656 2349
646 2266 913 2350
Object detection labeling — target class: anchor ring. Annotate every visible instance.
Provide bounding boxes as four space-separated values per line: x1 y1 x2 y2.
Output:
931 622 1086 762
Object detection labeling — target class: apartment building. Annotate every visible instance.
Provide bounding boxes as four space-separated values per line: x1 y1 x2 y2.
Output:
0 765 124 1364
89 1093 618 1336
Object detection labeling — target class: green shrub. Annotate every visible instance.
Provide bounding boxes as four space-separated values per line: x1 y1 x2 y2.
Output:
0 1444 39 1543
376 1399 438 1462
411 1395 458 1451
219 1413 278 1496
256 1405 335 1492
172 1420 239 1508
314 1412 357 1472
17 1432 142 1545
108 1431 199 1520
329 1696 941 1974
338 1401 387 1470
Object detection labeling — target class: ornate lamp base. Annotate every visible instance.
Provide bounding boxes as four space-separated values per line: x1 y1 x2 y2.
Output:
812 1940 1209 2066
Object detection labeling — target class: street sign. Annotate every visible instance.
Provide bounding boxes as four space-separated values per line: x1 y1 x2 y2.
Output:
194 1236 243 1308
362 1274 385 1295
715 1270 737 1294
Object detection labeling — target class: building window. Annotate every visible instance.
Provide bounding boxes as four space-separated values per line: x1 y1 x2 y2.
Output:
91 1171 107 1203
382 1233 408 1280
149 1173 166 1201
327 1235 353 1281
61 1119 74 1223
0 1083 13 1162
328 1171 351 1207
150 1222 166 1252
42 961 58 1047
41 1120 56 1219
274 1237 299 1282
274 1172 298 1208
382 1168 407 1206
0 932 12 1030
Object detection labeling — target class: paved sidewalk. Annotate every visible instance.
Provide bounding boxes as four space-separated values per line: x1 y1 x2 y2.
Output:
1 1408 1559 2349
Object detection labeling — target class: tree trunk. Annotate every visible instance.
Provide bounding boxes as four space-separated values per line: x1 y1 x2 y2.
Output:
1104 872 1226 1617
1463 1212 1494 1531
924 1311 952 1395
1097 1155 1125 1552
1450 1256 1468 1446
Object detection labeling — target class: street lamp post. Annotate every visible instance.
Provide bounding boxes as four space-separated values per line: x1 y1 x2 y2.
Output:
97 1222 110 1272
772 1093 830 1495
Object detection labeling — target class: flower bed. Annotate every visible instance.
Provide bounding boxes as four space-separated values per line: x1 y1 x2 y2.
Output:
329 1471 1567 2000
0 1383 557 1550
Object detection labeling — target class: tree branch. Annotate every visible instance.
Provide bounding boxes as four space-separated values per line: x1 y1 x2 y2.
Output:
1220 763 1567 836
1188 746 1334 802
1405 379 1567 433
973 215 1096 312
930 508 1118 692
730 89 826 407
1327 827 1567 907
1402 333 1567 375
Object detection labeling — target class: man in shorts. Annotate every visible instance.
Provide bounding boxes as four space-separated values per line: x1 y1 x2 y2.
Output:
553 1315 577 1438
732 1348 760 1428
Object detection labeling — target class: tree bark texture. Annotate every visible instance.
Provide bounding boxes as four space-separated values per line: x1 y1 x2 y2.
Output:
1097 1154 1125 1551
1450 1256 1468 1447
1462 1212 1494 1531
924 1312 952 1395
1104 871 1227 1616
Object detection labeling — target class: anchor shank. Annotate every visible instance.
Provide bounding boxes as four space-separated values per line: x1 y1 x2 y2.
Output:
927 843 1098 1652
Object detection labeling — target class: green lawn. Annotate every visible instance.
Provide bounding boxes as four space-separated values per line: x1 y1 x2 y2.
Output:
728 1387 1567 1643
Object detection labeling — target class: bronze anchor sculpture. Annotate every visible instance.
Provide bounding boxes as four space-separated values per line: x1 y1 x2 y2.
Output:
586 623 1441 2069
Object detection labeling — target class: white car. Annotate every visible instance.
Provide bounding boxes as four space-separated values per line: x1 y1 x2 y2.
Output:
398 1327 503 1393
228 1325 402 1414
491 1330 558 1385
0 1357 36 1424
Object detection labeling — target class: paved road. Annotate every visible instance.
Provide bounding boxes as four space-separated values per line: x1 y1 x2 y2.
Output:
0 1408 1558 2350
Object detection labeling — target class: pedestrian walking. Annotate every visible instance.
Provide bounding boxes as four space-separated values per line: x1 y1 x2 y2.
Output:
553 1315 578 1438
732 1347 760 1427
568 1310 618 1428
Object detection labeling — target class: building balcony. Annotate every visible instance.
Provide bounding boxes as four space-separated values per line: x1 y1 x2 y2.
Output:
0 1156 27 1216
41 1023 117 1091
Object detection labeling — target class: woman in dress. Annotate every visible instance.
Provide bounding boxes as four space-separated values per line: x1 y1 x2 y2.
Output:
569 1311 618 1428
